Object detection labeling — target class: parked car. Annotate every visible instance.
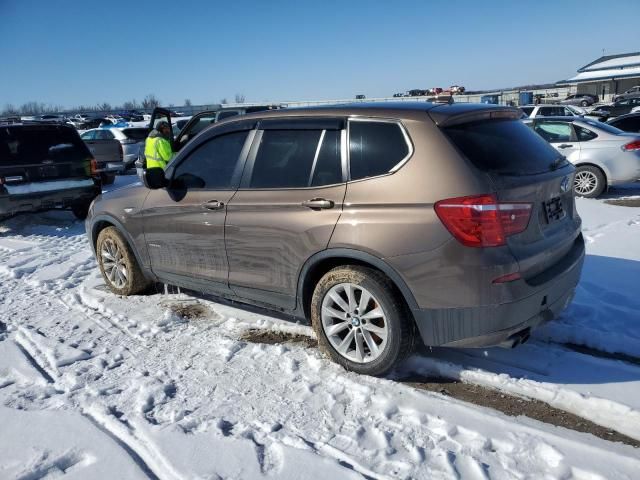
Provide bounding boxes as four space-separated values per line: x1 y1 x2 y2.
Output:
428 87 443 95
589 98 640 120
1 123 101 220
355 94 366 100
79 129 125 184
35 114 66 124
449 85 466 94
607 112 640 133
520 104 584 118
560 94 598 107
77 117 114 130
87 102 584 376
407 89 427 97
524 116 640 197
393 92 406 98
613 86 640 102
82 127 149 169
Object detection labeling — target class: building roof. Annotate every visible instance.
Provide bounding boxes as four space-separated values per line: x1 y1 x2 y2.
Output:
559 66 640 84
578 52 640 72
559 52 640 84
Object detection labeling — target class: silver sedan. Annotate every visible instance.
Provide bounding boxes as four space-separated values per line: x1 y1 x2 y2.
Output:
523 117 640 197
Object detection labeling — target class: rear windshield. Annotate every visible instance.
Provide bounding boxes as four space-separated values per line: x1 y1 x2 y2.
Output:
443 119 564 175
122 128 149 141
0 126 90 165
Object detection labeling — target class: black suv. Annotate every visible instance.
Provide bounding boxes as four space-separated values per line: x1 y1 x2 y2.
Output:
1 123 101 220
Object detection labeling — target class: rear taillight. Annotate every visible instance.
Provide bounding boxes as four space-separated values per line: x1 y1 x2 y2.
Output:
434 194 532 248
90 158 98 176
622 140 640 151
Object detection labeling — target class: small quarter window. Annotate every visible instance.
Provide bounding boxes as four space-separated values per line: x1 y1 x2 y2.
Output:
349 121 409 180
575 126 597 141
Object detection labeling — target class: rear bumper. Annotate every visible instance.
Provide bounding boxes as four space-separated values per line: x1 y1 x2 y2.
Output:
0 182 101 217
410 234 585 347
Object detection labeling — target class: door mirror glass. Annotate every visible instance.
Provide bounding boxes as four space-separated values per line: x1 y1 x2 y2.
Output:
143 167 167 189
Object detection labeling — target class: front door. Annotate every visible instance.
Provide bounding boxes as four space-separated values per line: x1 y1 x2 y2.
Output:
225 120 346 309
141 129 253 292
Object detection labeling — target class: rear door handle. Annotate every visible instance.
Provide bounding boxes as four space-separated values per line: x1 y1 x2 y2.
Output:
302 198 334 210
558 144 574 149
202 200 224 210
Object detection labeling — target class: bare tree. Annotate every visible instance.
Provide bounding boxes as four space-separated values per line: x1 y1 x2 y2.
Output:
142 94 160 109
234 93 245 104
122 100 139 110
220 98 228 105
184 99 192 106
97 102 112 112
2 104 19 116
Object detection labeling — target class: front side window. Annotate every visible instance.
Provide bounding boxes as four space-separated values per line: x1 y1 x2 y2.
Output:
537 107 565 117
520 107 534 116
534 122 573 142
349 121 409 180
172 131 248 189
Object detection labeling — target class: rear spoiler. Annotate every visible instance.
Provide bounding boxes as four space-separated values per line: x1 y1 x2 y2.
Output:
428 105 522 127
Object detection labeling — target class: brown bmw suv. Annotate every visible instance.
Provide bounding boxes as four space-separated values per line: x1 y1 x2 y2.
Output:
86 102 584 376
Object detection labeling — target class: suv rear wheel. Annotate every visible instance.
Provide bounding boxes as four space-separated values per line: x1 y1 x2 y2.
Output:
96 227 151 295
311 266 414 376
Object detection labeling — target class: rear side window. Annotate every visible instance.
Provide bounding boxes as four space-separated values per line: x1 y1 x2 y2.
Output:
537 107 565 117
250 130 321 188
0 127 90 165
444 119 562 175
520 107 534 116
122 128 149 141
95 130 115 140
349 121 409 180
311 130 342 187
173 131 248 189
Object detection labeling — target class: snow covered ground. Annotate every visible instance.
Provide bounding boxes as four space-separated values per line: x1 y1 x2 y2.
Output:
0 176 639 479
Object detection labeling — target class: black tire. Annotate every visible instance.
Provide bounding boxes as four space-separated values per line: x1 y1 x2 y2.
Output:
71 203 90 220
580 100 589 107
310 265 415 376
96 226 151 295
101 173 116 185
574 165 606 198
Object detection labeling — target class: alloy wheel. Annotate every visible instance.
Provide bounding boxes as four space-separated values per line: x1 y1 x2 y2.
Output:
321 283 388 363
574 170 598 196
100 238 128 289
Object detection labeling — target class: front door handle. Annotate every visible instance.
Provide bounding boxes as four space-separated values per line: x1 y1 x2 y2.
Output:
202 200 224 210
558 144 573 149
302 198 335 210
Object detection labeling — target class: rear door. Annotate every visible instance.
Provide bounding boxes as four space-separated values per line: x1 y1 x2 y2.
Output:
225 118 346 309
442 117 581 281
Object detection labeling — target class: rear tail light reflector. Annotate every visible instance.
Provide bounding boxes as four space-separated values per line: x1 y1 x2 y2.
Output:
492 272 522 284
435 194 532 247
622 140 640 151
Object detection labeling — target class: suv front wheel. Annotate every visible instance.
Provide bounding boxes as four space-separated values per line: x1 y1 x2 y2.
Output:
311 266 415 376
96 227 151 295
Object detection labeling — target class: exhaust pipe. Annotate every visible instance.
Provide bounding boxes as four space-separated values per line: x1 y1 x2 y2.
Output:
499 328 531 349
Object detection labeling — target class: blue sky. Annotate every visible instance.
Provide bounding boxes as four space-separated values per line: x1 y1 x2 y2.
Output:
1 0 638 108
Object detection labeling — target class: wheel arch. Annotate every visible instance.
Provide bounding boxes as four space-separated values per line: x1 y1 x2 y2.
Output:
574 162 609 185
296 248 419 320
89 214 154 281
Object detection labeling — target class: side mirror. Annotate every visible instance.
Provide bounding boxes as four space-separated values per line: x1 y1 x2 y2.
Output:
143 167 167 189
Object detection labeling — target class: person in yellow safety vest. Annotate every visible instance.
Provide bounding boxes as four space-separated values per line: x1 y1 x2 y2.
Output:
144 121 174 169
